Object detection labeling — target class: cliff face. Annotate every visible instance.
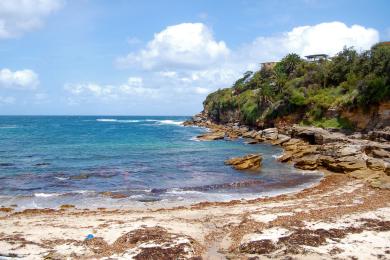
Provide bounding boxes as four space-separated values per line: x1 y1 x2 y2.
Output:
202 43 390 131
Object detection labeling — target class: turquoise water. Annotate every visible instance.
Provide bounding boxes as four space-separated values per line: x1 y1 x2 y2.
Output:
0 116 322 209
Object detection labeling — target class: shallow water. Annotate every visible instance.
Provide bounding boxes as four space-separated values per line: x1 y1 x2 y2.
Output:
0 116 322 209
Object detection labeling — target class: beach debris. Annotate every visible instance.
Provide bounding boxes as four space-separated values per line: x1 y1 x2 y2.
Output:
225 154 262 170
0 207 14 213
70 173 90 180
100 191 129 199
59 204 75 210
85 234 94 240
81 226 202 258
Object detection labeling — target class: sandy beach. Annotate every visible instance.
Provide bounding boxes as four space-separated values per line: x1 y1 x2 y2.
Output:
1 173 389 259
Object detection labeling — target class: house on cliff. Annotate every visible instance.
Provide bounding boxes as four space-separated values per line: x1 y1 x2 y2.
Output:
305 54 329 62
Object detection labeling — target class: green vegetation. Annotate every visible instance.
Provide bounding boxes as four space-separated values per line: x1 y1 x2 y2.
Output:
203 43 390 129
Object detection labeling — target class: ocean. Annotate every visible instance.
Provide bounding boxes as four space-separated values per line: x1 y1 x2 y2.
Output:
0 116 322 209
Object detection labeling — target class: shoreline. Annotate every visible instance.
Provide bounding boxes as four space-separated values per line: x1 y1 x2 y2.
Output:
1 174 389 259
1 118 390 259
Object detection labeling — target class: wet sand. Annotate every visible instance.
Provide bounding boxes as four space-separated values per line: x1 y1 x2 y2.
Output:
1 174 390 259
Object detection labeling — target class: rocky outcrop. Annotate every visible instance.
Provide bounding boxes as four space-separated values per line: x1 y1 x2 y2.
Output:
185 113 390 188
225 154 262 170
291 126 347 145
196 131 225 141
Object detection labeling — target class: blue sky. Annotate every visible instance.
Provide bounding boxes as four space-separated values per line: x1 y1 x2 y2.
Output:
0 0 389 115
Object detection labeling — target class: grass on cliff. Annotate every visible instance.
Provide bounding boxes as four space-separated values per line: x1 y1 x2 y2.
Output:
203 42 390 128
300 117 355 130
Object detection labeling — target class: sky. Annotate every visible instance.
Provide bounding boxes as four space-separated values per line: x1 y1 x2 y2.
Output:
0 0 389 115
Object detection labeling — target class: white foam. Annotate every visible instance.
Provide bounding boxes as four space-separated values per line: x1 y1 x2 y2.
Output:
189 136 200 142
34 192 61 198
72 190 94 194
156 120 184 126
166 188 203 195
96 118 184 126
271 153 283 159
54 177 68 181
0 125 18 129
96 118 117 122
96 119 140 123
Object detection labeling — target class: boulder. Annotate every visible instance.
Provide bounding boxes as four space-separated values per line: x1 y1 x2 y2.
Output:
226 132 239 140
319 155 367 173
277 152 293 162
372 148 390 159
197 131 225 141
271 134 291 145
366 157 386 171
291 125 347 145
225 154 262 170
294 155 319 170
245 139 260 144
242 130 258 139
262 128 278 140
369 130 390 142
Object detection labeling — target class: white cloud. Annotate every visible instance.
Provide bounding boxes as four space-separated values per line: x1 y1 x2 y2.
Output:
0 0 64 38
159 71 178 78
245 21 379 62
64 77 160 104
194 87 210 94
116 23 230 70
127 77 143 87
0 68 39 89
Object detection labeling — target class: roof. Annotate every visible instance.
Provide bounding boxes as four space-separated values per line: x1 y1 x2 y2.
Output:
305 54 329 59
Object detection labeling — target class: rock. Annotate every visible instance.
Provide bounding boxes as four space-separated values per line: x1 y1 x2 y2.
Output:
318 144 363 158
262 128 278 140
368 175 390 189
226 131 239 140
320 155 367 173
197 131 225 141
271 134 291 145
349 132 363 139
294 155 319 170
385 162 390 176
369 130 390 142
245 139 260 144
372 148 390 159
291 125 347 145
277 152 293 162
242 130 258 139
366 157 386 171
225 154 262 170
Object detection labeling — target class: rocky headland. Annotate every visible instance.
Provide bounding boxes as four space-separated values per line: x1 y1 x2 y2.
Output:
185 112 390 189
